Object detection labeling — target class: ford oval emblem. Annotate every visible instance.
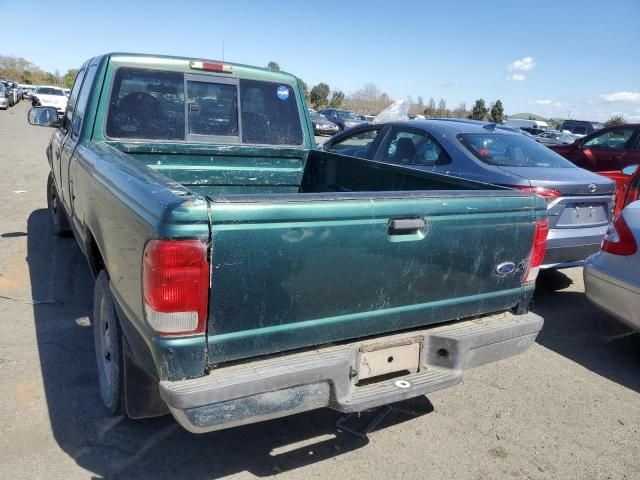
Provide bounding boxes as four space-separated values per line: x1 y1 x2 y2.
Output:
588 183 597 193
496 262 516 275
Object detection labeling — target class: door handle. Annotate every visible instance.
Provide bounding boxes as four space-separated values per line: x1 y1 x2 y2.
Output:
610 155 622 161
388 217 426 235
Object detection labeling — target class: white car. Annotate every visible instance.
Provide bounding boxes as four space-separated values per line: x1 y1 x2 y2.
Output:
584 200 640 331
32 86 68 116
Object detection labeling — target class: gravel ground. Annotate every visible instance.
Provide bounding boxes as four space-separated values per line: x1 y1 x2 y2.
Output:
1 102 639 480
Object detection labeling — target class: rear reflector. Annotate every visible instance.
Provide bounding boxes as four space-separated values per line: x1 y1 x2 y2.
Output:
512 186 562 199
189 61 233 73
601 214 637 256
143 239 209 336
523 218 550 283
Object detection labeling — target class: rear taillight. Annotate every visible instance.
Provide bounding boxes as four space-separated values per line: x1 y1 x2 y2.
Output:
512 186 562 199
143 239 209 336
523 218 550 283
601 215 637 256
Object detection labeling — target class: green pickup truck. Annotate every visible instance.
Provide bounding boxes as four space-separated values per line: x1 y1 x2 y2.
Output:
28 53 548 433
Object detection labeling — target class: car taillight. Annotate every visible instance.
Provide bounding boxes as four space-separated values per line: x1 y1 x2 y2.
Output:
523 218 549 283
601 215 637 256
512 186 562 199
143 239 209 336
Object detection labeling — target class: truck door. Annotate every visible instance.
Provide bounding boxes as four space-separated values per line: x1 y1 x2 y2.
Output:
52 68 85 201
60 64 97 225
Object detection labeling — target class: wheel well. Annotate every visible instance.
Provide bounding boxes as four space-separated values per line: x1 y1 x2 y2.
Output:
86 231 105 277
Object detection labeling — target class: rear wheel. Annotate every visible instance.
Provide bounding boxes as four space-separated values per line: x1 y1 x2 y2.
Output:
47 173 71 236
93 270 124 414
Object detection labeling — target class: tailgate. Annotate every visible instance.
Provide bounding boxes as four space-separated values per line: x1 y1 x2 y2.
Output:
206 192 541 364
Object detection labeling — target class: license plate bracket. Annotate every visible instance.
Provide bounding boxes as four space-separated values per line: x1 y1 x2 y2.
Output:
357 338 421 381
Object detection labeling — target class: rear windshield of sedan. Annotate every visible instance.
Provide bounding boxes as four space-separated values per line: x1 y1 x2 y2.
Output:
35 87 65 96
335 110 360 120
106 68 303 145
457 132 575 168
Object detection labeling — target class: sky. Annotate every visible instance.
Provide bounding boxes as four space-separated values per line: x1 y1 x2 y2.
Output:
2 0 639 121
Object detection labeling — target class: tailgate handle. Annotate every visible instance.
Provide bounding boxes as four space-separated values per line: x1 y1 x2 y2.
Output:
389 217 425 235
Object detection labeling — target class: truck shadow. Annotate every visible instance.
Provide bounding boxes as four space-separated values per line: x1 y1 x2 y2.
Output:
533 269 640 393
27 209 433 479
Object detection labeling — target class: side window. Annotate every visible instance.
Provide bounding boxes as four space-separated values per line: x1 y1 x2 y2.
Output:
633 133 640 150
584 129 634 149
71 65 97 138
376 129 449 166
63 68 85 132
326 128 382 158
187 80 238 138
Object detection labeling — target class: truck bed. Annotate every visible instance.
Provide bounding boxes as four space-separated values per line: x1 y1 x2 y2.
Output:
103 143 545 365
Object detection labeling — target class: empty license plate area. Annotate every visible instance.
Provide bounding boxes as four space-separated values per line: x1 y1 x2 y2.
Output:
558 203 606 226
357 339 421 382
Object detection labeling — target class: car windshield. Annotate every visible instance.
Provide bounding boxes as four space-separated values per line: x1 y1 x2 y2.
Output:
457 132 575 168
35 87 65 96
335 110 359 120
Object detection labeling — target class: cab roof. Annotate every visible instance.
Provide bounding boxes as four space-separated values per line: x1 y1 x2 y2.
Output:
104 52 300 84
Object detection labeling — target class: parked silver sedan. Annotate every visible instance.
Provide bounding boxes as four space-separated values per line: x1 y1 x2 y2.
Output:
536 130 575 146
584 200 640 331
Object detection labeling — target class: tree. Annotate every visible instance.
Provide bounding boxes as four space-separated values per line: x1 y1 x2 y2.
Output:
470 99 488 120
417 96 424 107
489 100 504 123
309 82 330 109
266 61 280 71
604 114 626 127
298 79 309 101
424 97 436 117
62 69 78 88
453 102 467 118
329 90 345 108
436 98 447 117
21 70 32 85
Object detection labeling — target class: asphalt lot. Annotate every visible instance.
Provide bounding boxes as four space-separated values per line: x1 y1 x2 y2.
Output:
0 101 638 480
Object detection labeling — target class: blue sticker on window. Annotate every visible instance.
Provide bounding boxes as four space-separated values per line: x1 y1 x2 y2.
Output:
277 86 289 100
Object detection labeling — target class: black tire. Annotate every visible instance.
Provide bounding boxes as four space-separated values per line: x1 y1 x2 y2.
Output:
47 172 71 236
93 270 124 414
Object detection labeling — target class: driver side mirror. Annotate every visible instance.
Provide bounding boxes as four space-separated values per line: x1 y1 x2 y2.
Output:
622 164 639 176
573 138 584 148
28 106 61 127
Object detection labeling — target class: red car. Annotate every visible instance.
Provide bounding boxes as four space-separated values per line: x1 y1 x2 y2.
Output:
549 124 640 216
608 165 640 215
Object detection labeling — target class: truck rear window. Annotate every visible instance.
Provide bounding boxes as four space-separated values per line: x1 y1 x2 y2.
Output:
106 68 303 145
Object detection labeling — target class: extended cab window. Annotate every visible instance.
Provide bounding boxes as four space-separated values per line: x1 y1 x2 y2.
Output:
106 69 185 140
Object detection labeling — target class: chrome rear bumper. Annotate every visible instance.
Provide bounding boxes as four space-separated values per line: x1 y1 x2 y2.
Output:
160 311 543 433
